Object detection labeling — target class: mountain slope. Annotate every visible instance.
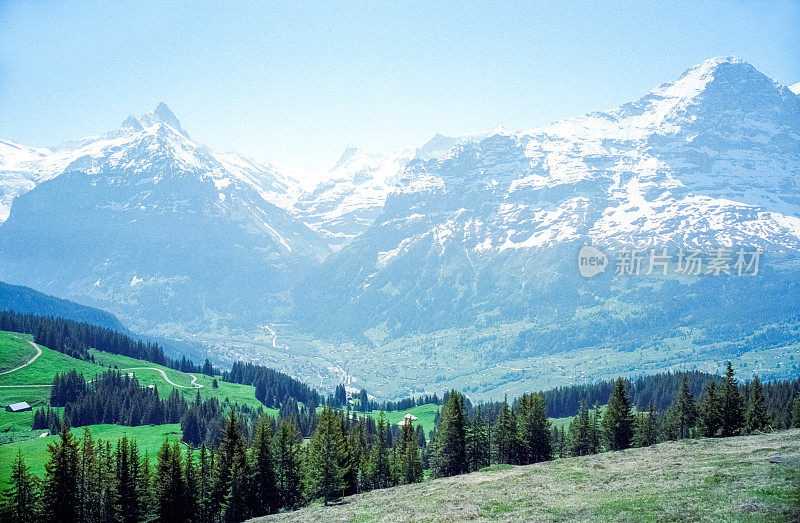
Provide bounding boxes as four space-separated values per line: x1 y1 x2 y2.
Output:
258 430 800 522
0 104 329 334
0 280 124 331
289 57 800 398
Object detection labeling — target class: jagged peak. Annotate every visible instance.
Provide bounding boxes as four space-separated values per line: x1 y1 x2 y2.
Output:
120 115 143 131
651 56 765 100
140 102 189 138
790 82 800 95
331 144 360 170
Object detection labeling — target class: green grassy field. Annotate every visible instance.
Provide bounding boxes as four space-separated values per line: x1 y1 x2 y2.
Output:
0 424 183 488
0 329 441 490
0 330 279 432
259 430 800 522
363 403 440 437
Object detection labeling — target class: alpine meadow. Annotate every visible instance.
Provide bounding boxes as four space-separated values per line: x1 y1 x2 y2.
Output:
0 2 799 522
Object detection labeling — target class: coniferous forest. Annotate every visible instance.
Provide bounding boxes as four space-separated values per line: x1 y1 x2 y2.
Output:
4 353 799 522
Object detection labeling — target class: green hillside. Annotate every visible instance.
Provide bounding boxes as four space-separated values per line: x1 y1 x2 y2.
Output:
258 430 800 522
0 424 183 489
0 329 439 489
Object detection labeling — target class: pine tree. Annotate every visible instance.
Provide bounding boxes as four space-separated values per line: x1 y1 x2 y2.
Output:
698 381 723 437
154 439 185 523
569 399 592 456
1 449 39 523
792 396 800 429
633 401 659 447
344 420 368 495
664 376 697 439
465 406 490 472
493 396 518 464
602 378 634 451
369 411 393 489
430 390 467 477
589 403 602 454
198 445 212 523
42 424 80 522
214 412 249 522
557 425 567 458
274 418 303 510
307 407 348 505
183 445 199 523
97 440 118 522
720 362 744 437
138 451 154 522
517 393 551 464
745 375 769 434
399 419 424 483
249 415 278 515
116 436 143 523
77 426 100 523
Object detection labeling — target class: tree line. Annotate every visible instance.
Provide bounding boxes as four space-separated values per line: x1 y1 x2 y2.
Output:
0 310 208 375
8 362 800 522
4 408 426 522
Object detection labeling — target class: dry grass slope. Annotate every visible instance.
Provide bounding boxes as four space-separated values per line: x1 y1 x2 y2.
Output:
255 430 800 522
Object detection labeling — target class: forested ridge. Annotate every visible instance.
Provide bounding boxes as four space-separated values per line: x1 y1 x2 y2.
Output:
4 356 800 522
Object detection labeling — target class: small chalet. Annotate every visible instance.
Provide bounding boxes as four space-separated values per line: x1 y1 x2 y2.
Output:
5 401 32 412
396 413 419 426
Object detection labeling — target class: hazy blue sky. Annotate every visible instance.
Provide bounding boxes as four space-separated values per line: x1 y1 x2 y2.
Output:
1 1 798 172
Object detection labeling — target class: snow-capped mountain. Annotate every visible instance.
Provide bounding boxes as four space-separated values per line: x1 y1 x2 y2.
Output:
293 146 413 249
0 103 328 333
0 103 307 224
296 57 800 338
292 132 494 249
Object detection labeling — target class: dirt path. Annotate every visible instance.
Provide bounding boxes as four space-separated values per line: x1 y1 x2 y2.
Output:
0 340 42 376
0 340 48 386
121 367 203 388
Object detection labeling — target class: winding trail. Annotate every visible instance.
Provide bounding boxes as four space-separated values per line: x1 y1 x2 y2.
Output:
121 367 203 388
0 340 42 376
0 340 51 387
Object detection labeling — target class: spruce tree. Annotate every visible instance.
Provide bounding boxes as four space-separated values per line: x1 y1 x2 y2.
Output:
1 450 39 523
78 426 100 523
183 445 199 523
138 451 154 522
307 407 348 506
633 401 659 447
369 411 393 489
664 376 697 439
517 393 551 464
720 362 744 437
602 378 634 451
98 440 118 522
399 419 424 483
249 415 278 515
274 418 303 510
154 439 185 523
493 396 518 464
698 381 723 437
465 406 490 472
792 396 800 429
116 436 142 523
43 424 80 522
214 412 249 522
589 403 603 454
198 445 212 523
344 420 368 494
430 390 467 477
569 399 592 456
744 375 769 434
